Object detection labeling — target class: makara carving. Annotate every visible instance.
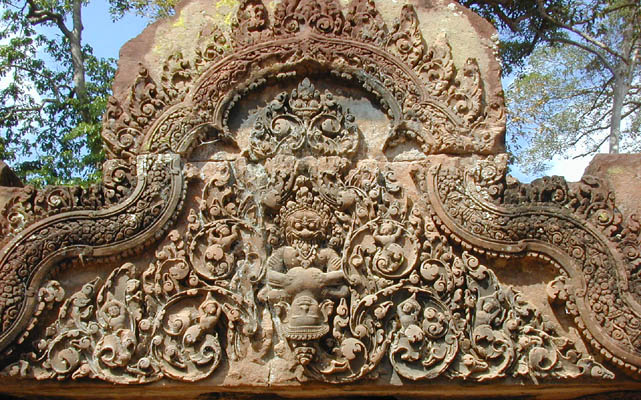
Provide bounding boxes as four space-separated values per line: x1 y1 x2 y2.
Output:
0 0 639 390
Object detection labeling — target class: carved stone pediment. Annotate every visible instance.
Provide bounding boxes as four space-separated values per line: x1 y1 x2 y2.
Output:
0 0 640 398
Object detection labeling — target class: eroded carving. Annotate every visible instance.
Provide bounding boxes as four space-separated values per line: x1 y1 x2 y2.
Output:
249 79 360 160
0 161 133 239
1 0 640 391
99 0 503 163
416 156 641 375
3 85 614 381
0 155 183 357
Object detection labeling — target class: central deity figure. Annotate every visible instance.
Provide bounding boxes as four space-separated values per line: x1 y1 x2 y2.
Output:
262 178 347 365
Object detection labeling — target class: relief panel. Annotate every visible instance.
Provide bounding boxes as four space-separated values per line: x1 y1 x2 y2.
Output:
0 0 639 397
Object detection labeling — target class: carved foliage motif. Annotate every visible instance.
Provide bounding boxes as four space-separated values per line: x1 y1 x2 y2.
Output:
272 0 345 36
3 0 641 390
0 161 133 239
20 261 254 383
4 85 612 383
343 0 387 46
0 155 182 356
417 156 641 375
101 0 504 164
249 79 360 160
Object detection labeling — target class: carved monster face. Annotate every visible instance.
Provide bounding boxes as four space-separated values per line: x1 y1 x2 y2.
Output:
285 209 324 242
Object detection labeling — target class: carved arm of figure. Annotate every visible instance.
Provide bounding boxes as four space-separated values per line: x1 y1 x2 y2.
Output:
261 248 291 303
266 247 287 273
216 224 241 250
319 248 342 272
266 269 289 289
320 270 348 299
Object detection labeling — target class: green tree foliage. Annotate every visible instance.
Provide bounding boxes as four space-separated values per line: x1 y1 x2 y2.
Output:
463 0 641 174
460 0 569 74
0 0 176 187
109 0 178 19
509 46 611 173
509 1 640 173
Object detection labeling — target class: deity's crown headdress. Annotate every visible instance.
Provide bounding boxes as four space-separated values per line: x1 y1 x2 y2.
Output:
280 179 333 232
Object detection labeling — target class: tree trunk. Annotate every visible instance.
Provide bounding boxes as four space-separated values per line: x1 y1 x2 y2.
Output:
608 19 638 154
609 72 625 154
69 0 89 121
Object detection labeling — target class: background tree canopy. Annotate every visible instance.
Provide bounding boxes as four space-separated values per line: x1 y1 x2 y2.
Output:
0 0 639 185
462 0 640 174
0 0 177 187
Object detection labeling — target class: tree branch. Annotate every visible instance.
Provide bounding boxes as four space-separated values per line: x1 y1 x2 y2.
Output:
622 103 641 117
572 134 610 158
1 63 71 99
571 2 639 25
569 125 610 147
535 0 627 63
25 0 72 40
550 36 616 75
568 118 613 147
575 76 614 120
0 99 58 121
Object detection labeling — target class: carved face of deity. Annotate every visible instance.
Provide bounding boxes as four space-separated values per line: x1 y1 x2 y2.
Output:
285 294 332 343
290 295 323 328
285 209 324 243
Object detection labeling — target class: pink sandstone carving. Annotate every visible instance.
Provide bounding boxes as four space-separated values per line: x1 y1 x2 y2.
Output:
0 0 638 396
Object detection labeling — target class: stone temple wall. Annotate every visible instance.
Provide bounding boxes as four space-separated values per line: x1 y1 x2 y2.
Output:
0 0 640 398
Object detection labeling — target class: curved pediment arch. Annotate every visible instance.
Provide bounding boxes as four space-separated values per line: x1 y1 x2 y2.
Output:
2 0 641 396
104 0 505 166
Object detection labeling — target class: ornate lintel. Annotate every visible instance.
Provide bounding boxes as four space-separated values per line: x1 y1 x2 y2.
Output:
0 0 640 397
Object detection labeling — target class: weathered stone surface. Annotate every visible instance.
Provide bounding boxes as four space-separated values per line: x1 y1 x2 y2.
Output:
584 154 641 219
0 162 22 188
0 0 640 399
112 0 504 119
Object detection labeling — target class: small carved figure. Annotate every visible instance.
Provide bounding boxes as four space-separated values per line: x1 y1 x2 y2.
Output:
396 294 424 361
373 220 407 275
204 223 241 274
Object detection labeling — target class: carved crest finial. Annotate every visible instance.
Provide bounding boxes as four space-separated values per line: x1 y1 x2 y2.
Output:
289 78 323 116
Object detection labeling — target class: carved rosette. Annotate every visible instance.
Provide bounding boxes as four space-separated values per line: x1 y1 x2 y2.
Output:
0 0 639 390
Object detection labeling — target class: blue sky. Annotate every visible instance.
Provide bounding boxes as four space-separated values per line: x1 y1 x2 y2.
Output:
81 2 593 184
83 2 150 60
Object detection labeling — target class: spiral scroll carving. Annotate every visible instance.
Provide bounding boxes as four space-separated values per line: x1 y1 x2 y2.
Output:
0 0 639 388
3 86 614 384
0 155 184 356
416 156 641 374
